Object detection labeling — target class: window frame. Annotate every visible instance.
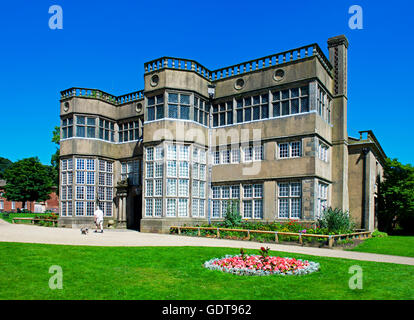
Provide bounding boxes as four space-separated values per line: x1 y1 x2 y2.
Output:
277 181 302 219
272 85 309 118
277 140 302 159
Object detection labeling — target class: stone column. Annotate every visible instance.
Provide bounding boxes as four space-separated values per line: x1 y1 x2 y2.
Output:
116 179 128 228
263 180 275 222
122 194 127 222
302 178 316 220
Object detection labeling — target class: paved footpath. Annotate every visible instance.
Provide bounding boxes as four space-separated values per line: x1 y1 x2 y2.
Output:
1 219 414 266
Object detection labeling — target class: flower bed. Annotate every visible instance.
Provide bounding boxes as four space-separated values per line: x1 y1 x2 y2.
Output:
203 247 320 276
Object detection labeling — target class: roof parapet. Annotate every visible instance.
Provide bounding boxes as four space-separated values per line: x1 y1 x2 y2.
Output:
60 88 144 105
144 43 333 81
349 130 387 163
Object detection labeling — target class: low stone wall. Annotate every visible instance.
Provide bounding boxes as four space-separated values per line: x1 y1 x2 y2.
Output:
58 217 116 229
140 218 209 234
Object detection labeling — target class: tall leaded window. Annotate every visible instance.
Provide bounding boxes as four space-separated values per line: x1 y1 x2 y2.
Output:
147 94 164 121
231 148 240 163
119 120 141 142
253 145 264 161
145 146 164 217
212 185 240 218
235 93 269 124
178 198 188 217
317 182 328 218
213 151 220 165
98 119 115 142
192 146 206 217
61 117 73 139
212 101 233 127
61 157 112 218
278 182 301 219
60 158 73 216
76 116 96 138
97 159 113 217
73 158 96 216
318 141 329 162
272 86 309 117
168 96 177 119
221 149 231 164
144 144 206 218
210 183 263 220
194 96 209 126
179 94 190 120
164 144 190 216
166 198 176 217
242 184 263 219
317 85 331 124
167 93 190 120
291 142 301 157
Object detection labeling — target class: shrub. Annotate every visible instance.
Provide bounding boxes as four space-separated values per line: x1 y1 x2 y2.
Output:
372 229 388 238
317 207 355 234
223 200 242 228
336 239 354 245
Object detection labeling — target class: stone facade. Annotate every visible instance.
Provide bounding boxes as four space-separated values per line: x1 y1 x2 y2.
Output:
58 35 386 232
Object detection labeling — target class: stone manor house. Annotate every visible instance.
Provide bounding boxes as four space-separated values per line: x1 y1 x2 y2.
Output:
58 35 386 233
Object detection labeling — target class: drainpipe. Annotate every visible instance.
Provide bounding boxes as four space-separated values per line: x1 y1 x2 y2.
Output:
361 148 369 230
207 85 216 225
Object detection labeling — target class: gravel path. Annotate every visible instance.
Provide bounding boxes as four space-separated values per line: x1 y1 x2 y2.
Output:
1 219 414 266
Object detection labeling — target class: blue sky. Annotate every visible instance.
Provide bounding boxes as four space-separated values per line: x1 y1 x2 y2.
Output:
0 0 412 165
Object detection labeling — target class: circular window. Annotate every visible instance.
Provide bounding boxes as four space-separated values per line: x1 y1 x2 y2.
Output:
234 78 245 90
63 102 70 112
150 74 159 87
135 103 143 113
273 69 285 81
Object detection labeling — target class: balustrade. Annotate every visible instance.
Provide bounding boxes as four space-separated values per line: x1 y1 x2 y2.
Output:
61 43 332 105
60 87 144 105
143 43 332 81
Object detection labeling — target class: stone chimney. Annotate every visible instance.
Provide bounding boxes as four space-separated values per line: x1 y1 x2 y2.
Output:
328 35 349 98
327 35 349 212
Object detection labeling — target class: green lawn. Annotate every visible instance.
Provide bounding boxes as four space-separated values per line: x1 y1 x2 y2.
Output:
0 242 413 300
350 236 414 258
0 212 51 224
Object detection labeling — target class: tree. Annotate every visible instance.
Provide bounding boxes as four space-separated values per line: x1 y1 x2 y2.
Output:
0 157 12 179
50 126 60 189
2 157 53 209
378 158 414 234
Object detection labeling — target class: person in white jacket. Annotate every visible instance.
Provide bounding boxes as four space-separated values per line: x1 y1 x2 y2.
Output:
93 206 104 233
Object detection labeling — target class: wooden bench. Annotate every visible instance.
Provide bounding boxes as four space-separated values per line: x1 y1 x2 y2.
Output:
12 217 58 227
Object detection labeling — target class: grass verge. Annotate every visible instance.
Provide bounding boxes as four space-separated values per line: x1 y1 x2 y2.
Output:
0 242 413 300
350 236 414 258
